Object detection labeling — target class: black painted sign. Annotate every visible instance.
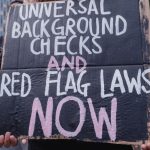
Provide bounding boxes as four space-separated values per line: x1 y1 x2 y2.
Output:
0 0 149 142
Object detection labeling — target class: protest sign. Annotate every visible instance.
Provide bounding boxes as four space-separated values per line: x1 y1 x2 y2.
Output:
1 0 150 143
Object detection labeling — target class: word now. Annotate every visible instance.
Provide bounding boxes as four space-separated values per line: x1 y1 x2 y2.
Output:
47 56 87 73
29 96 117 141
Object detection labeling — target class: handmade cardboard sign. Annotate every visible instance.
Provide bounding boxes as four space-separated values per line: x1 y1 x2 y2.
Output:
0 0 150 143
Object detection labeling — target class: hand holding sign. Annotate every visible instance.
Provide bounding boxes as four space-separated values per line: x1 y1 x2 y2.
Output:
142 143 150 150
0 132 17 147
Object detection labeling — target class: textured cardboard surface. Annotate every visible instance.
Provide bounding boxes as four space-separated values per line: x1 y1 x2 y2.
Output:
0 0 150 144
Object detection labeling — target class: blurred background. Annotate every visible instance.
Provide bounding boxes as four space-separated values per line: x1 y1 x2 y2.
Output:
0 0 12 37
0 0 12 61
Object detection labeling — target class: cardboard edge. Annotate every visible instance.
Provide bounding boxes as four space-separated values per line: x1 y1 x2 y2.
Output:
140 0 150 63
140 0 150 142
143 64 150 141
17 135 144 146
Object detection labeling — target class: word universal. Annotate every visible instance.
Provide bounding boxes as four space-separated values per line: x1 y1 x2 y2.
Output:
13 0 127 37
